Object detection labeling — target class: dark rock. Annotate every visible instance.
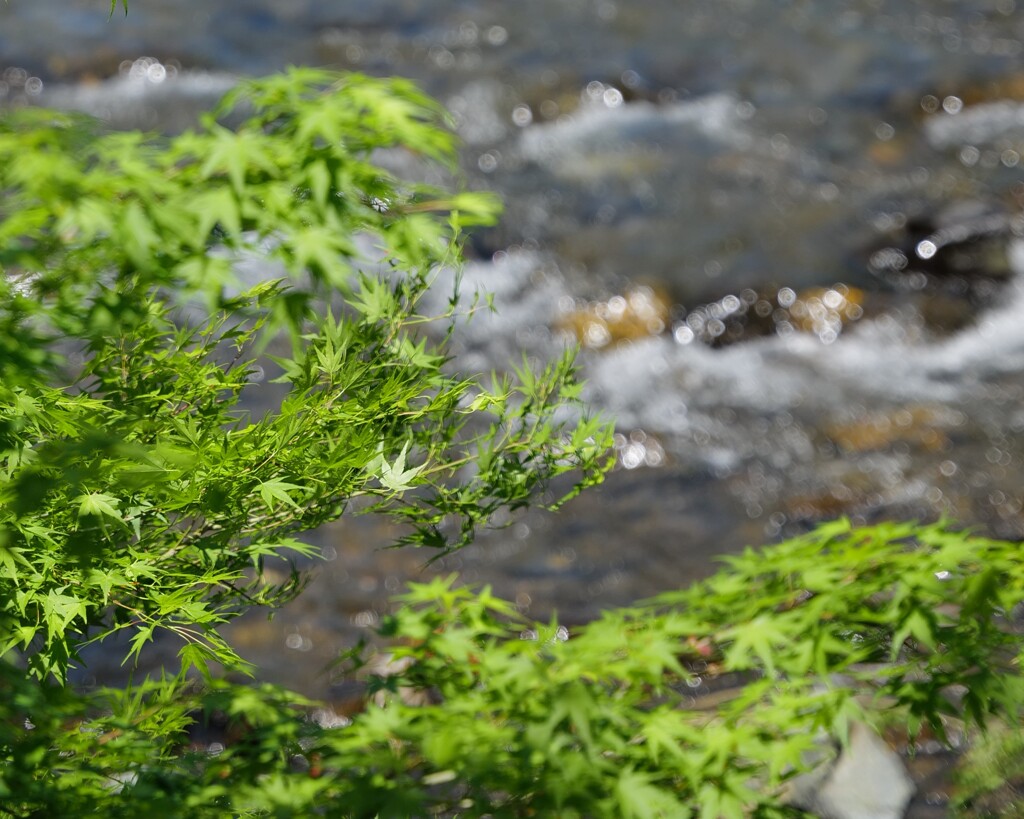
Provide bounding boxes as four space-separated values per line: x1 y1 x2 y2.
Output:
867 201 1017 294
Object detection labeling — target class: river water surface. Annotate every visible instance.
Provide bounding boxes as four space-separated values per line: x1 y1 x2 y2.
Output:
3 1 1024 711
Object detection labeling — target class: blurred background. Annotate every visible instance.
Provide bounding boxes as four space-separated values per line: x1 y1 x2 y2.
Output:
3 0 1024 699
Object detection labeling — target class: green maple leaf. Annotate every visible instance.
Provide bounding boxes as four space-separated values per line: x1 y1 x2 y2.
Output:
720 615 791 676
76 492 123 522
379 442 425 493
257 479 303 510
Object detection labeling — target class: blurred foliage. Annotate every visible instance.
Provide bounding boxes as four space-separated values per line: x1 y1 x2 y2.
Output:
955 721 1024 817
5 516 1024 816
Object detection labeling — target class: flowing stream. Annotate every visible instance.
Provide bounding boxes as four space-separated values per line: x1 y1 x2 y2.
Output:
4 2 1024 723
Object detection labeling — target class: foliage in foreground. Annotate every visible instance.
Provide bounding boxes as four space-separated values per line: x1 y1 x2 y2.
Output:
0 68 610 685
4 520 1024 817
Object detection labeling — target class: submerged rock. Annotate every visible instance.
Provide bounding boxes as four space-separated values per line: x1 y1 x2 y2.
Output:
824 406 950 455
558 285 671 349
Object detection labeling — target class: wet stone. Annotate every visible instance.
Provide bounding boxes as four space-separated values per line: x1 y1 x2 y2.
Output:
557 285 671 349
673 284 865 348
559 282 867 350
866 201 1018 297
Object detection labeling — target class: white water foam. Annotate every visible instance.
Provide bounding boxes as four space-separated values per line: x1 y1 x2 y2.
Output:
518 94 750 171
40 66 237 129
924 101 1024 150
435 240 1024 464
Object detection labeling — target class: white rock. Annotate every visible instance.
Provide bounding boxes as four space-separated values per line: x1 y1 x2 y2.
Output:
785 721 916 819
